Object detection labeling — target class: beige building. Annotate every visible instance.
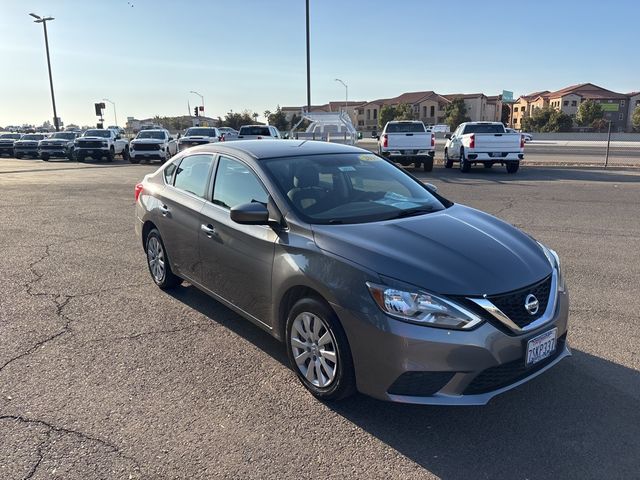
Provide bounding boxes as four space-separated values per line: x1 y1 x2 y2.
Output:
359 91 451 131
512 83 632 131
442 93 502 122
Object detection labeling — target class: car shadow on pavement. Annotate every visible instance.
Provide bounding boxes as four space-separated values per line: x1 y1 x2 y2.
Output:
416 166 640 185
166 285 639 479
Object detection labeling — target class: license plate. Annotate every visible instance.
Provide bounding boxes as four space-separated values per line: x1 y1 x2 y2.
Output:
491 152 502 157
405 150 415 155
526 328 557 366
86 150 93 154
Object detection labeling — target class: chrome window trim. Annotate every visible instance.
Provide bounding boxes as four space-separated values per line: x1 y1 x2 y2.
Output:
467 269 558 334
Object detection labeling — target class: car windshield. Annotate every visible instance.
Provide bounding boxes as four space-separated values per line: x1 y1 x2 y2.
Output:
22 134 45 140
386 123 425 133
263 153 450 224
0 134 22 139
51 132 76 139
239 126 271 136
463 124 505 134
83 130 111 137
185 128 217 137
137 131 166 139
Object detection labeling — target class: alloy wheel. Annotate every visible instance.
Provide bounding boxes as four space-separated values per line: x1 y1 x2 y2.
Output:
147 236 165 283
290 311 338 388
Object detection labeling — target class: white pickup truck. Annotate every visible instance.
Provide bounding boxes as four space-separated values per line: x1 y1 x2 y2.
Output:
128 129 177 164
444 122 524 173
177 127 220 151
377 121 435 171
74 129 129 162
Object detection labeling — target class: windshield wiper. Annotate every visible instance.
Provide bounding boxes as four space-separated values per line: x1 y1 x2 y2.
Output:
385 207 435 220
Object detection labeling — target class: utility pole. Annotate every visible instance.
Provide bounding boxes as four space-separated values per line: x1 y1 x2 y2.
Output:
30 13 59 131
604 120 612 168
306 0 311 112
103 98 117 127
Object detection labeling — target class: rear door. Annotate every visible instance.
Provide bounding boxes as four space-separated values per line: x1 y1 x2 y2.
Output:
199 155 277 324
154 153 215 282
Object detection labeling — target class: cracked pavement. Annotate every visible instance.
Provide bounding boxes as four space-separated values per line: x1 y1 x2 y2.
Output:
1 159 639 479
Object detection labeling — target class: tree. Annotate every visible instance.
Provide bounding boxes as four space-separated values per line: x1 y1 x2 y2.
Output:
266 106 289 131
444 98 471 130
576 100 603 127
394 103 415 121
378 105 396 129
632 106 640 132
501 104 511 124
521 106 573 132
222 110 257 130
547 110 573 132
591 118 609 132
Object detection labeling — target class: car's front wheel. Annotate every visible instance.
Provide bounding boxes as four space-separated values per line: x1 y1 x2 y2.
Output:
459 148 471 172
444 148 453 168
145 229 181 289
286 297 356 401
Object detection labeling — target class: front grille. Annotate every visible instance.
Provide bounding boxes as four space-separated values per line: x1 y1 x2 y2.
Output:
387 371 455 397
487 275 552 329
133 143 160 151
40 144 65 150
77 141 104 148
463 334 566 395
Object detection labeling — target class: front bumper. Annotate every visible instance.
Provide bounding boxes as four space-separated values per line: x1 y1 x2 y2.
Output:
130 149 167 160
0 145 14 155
75 147 110 157
38 147 70 157
14 146 39 155
334 288 570 405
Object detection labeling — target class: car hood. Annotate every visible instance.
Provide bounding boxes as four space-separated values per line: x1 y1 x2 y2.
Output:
41 139 69 144
15 140 39 145
78 137 108 141
132 139 164 144
311 204 552 296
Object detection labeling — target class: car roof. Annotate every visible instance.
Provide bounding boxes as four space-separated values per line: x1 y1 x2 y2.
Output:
186 139 367 160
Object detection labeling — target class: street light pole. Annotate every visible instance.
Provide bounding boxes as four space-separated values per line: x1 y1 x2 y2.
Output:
334 78 348 113
305 0 311 112
30 13 59 131
103 98 117 127
190 90 204 113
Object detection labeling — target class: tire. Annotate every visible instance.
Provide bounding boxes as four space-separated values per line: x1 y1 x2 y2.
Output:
145 229 181 290
459 148 471 173
107 147 115 162
41 153 49 161
413 160 421 170
15 154 22 159
67 149 74 161
506 162 520 174
286 297 356 401
76 153 84 162
484 163 493 169
122 146 130 161
423 155 434 172
444 149 453 168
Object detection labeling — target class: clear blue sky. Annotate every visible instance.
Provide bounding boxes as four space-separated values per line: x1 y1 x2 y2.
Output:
1 0 638 127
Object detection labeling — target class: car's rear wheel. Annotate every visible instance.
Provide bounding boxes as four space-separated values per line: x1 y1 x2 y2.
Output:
145 229 181 289
423 155 434 172
286 297 356 401
444 149 453 168
506 162 520 174
459 148 471 172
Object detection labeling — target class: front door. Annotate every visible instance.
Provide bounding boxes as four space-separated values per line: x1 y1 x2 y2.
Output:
199 155 277 324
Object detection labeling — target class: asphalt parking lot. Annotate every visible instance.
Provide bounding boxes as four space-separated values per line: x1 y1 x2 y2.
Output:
1 157 639 479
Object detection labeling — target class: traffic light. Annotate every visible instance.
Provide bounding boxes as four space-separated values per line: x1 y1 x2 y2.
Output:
194 107 199 117
95 102 105 116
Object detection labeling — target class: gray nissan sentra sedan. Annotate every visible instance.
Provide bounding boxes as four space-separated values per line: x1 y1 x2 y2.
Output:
134 140 570 405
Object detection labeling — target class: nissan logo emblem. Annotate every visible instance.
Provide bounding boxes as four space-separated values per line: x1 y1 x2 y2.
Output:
524 294 539 315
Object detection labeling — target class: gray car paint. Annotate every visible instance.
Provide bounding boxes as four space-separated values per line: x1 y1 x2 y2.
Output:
135 140 569 405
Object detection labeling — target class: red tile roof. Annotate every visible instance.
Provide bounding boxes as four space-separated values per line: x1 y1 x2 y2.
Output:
547 83 627 100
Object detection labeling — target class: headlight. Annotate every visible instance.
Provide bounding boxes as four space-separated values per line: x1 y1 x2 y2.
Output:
102 141 108 146
366 282 484 329
538 242 565 292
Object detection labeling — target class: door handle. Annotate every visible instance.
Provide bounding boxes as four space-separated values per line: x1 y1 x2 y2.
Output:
159 204 169 216
201 224 216 236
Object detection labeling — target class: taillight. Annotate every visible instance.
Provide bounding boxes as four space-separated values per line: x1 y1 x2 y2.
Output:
382 134 388 148
431 133 435 147
469 134 475 149
520 134 525 148
134 183 143 202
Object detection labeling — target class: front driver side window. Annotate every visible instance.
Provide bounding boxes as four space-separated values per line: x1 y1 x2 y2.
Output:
212 156 268 209
173 154 213 198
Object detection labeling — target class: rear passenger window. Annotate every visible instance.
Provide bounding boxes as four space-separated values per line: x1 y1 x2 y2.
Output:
212 156 268 209
173 154 213 198
164 162 177 184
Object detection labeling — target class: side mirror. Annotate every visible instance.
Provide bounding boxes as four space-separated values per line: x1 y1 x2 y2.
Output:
444 133 452 140
230 202 269 225
169 136 174 141
425 183 438 193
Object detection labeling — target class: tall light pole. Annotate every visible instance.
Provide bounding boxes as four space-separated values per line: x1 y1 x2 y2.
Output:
334 78 348 113
29 13 59 131
190 90 204 113
102 98 117 127
305 0 311 112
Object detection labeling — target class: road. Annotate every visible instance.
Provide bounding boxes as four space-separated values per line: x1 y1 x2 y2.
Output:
1 157 639 479
357 138 640 167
